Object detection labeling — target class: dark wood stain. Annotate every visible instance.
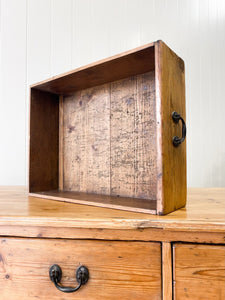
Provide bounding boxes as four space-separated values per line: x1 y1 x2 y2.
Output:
29 89 59 193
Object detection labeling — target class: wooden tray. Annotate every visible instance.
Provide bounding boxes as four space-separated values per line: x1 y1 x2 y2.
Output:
29 40 186 215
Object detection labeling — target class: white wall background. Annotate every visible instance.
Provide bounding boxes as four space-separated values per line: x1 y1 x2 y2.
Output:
0 0 224 187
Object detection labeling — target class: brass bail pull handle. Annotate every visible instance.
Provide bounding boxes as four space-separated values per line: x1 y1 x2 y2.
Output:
49 264 89 293
172 111 186 147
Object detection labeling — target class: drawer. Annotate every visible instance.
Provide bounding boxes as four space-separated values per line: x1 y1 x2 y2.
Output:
0 238 161 299
173 243 225 300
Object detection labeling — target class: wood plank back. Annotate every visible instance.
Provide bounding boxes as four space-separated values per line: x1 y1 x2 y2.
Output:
62 71 157 200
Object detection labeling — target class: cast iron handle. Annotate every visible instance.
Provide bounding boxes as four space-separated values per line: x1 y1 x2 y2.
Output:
49 264 89 293
172 111 186 146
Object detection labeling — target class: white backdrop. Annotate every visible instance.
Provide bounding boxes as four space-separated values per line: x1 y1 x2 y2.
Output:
0 0 224 187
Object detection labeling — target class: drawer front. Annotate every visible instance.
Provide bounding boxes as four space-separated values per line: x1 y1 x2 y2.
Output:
173 243 225 300
0 238 161 299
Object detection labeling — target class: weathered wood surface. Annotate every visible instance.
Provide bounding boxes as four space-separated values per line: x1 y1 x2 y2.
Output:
110 72 156 199
1 226 224 244
62 71 157 201
63 82 111 195
0 238 161 300
155 40 186 214
173 243 225 300
0 187 224 243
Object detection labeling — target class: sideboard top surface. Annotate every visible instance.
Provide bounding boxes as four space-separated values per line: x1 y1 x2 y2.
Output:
0 187 224 233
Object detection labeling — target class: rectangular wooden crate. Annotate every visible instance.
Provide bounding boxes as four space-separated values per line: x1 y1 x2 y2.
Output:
29 40 186 215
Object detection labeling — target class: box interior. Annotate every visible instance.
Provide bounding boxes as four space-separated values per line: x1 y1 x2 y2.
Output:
29 44 158 213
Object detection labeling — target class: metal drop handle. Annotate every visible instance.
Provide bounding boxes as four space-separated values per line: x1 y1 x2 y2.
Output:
172 111 186 147
49 264 89 293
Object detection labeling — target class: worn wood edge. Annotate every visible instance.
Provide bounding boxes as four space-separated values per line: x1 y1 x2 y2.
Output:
0 226 224 244
29 192 157 215
162 242 173 300
59 95 63 190
155 41 163 214
172 243 176 300
28 88 32 192
30 42 155 88
0 214 224 232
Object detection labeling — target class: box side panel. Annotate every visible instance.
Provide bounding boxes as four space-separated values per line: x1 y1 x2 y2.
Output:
156 41 187 214
29 89 59 192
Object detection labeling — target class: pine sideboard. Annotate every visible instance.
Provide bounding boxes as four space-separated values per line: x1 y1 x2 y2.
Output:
0 187 224 299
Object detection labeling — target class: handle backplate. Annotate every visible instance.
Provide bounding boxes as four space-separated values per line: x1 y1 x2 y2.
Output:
49 264 89 293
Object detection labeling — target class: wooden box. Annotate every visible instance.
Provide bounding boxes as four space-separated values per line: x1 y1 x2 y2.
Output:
29 40 186 215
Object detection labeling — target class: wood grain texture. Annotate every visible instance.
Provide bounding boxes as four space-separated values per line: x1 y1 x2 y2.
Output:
110 72 156 199
58 95 64 190
0 187 224 230
173 243 225 300
0 238 161 300
29 89 59 192
0 187 224 243
62 72 156 202
1 226 224 244
31 190 156 213
30 43 155 95
63 83 111 195
155 41 186 214
162 242 172 300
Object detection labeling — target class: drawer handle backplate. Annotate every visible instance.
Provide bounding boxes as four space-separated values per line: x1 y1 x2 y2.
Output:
49 264 89 293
